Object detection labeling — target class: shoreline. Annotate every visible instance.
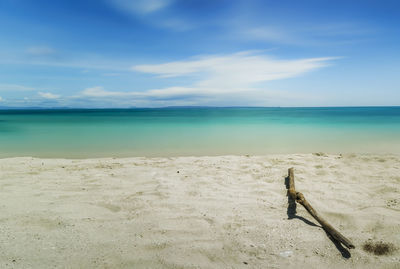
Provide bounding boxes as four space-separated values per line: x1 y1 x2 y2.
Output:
1 152 400 160
0 153 399 268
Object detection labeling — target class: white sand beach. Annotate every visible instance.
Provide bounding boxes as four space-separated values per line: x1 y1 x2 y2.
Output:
0 154 399 268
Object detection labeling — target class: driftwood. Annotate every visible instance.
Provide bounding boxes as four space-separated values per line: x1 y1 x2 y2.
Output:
287 168 355 249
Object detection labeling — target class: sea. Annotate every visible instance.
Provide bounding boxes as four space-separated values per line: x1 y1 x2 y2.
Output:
0 107 399 158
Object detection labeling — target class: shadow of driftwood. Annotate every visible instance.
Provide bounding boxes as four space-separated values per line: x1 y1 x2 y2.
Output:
326 232 351 258
285 176 319 227
284 175 351 258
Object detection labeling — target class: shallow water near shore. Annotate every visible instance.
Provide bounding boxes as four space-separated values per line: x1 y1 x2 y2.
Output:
0 107 399 158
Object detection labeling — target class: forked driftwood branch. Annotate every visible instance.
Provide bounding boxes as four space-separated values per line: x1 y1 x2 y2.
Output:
287 168 355 249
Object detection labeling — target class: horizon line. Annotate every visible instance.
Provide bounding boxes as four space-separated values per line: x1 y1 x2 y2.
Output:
1 105 400 110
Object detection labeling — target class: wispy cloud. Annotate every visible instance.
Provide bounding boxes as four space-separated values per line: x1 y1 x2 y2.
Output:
1 52 336 107
38 92 60 99
107 0 173 14
26 46 56 56
0 55 130 72
240 27 297 44
76 51 336 106
78 85 313 107
0 84 35 91
106 0 193 31
82 86 126 97
133 51 335 82
82 86 199 99
236 22 372 46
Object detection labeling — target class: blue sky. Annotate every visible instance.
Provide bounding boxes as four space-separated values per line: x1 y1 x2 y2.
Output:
0 0 399 107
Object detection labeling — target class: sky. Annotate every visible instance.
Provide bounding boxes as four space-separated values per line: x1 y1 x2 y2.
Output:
0 0 399 108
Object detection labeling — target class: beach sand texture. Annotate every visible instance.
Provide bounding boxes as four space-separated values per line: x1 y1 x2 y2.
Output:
0 154 399 268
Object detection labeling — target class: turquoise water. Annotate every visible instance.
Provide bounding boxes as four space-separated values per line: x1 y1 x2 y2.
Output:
0 107 399 158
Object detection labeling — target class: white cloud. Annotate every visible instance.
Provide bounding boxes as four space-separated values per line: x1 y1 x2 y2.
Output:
0 96 3 102
79 85 311 107
241 27 296 44
133 51 335 83
107 0 172 14
38 92 60 99
26 46 55 56
79 52 336 106
82 86 126 97
82 86 199 99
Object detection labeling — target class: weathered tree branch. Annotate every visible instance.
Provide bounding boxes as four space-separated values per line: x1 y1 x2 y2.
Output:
288 168 296 200
287 168 355 249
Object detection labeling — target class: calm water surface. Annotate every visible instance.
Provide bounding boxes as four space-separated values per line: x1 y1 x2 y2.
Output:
0 107 399 158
